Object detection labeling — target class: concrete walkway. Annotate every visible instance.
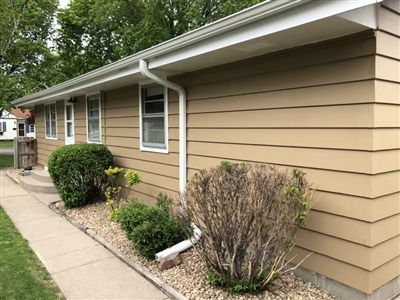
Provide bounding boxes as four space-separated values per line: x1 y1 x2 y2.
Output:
0 169 169 300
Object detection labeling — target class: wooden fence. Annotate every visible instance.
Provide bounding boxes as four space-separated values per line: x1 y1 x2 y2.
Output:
14 137 37 169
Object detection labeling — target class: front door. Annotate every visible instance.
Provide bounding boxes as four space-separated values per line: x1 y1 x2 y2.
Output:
65 103 75 145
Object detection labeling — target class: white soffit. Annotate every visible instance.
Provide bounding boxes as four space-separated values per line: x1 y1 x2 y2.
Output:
150 0 381 72
337 5 379 29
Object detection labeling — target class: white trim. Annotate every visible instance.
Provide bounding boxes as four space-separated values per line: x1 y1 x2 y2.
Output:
85 92 102 144
65 101 75 145
44 103 58 140
139 83 169 154
29 124 35 133
12 0 383 107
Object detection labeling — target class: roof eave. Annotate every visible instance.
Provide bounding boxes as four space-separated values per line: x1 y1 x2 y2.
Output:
12 0 383 107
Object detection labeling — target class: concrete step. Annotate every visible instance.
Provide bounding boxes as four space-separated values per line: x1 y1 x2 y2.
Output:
31 169 53 184
19 175 58 194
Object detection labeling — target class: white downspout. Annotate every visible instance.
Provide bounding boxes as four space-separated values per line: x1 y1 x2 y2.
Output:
139 59 187 193
139 60 201 262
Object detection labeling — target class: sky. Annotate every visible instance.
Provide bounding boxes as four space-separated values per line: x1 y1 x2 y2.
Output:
59 0 70 8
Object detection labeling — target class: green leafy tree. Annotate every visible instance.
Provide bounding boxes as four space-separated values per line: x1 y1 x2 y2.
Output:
133 0 264 50
56 0 142 78
56 0 264 78
0 0 65 115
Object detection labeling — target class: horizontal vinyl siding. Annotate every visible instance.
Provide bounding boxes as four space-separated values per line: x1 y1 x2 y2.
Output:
103 85 179 204
290 247 400 294
36 101 65 166
175 31 398 293
369 2 400 292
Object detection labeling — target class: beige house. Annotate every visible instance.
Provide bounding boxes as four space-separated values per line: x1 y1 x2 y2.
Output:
12 0 400 299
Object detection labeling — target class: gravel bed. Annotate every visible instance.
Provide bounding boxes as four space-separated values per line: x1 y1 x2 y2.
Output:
55 201 335 300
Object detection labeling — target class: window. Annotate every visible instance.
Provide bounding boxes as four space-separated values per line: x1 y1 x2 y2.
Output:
18 123 25 137
45 103 57 138
0 122 4 132
29 124 35 133
86 94 101 143
140 84 168 151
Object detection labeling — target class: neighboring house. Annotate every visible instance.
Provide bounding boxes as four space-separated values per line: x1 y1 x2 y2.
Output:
10 108 36 139
0 111 18 140
0 109 35 140
11 1 400 299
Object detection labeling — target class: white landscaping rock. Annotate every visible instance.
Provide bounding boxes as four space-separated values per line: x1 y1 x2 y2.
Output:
59 201 336 300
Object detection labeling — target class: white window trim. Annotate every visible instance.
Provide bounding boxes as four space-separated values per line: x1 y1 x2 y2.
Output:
139 83 169 154
86 92 102 144
29 124 35 133
44 103 58 140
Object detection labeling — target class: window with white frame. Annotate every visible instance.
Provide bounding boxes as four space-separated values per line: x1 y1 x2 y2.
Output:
87 94 101 143
45 103 57 138
29 124 35 133
140 84 167 150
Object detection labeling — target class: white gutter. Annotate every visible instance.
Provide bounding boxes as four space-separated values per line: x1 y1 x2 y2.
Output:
139 60 187 193
12 0 383 107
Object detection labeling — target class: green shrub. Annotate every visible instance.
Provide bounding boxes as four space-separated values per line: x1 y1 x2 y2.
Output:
182 162 314 292
48 143 113 208
118 193 186 259
129 208 184 259
104 167 142 220
117 198 151 232
124 170 141 187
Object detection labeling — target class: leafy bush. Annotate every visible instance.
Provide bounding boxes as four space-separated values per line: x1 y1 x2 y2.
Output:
48 143 113 208
129 208 184 259
117 197 151 232
118 193 186 259
124 170 141 186
104 167 142 220
182 161 313 292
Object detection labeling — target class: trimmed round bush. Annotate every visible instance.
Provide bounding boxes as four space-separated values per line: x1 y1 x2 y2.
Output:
48 143 114 208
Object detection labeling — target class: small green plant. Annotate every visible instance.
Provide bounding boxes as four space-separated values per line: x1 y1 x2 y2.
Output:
206 272 226 287
124 169 141 187
118 193 186 259
104 167 142 221
155 192 173 212
206 269 282 293
104 167 124 216
129 209 184 259
48 143 113 208
118 197 151 232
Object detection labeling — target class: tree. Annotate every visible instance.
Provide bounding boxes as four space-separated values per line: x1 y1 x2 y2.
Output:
56 0 264 79
0 0 64 115
134 0 264 51
56 0 143 79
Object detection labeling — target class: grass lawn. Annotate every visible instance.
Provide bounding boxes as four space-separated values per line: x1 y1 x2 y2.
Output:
0 208 65 300
0 140 14 148
0 155 14 168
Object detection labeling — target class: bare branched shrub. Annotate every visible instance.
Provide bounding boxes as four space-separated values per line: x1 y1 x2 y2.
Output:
182 162 313 292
